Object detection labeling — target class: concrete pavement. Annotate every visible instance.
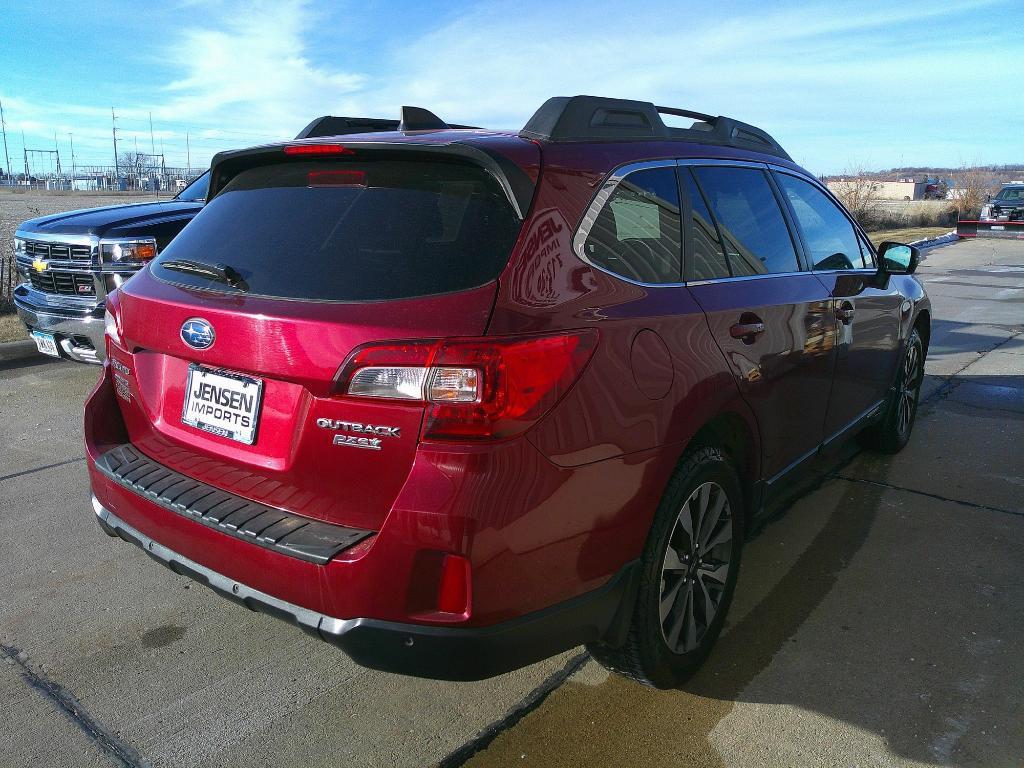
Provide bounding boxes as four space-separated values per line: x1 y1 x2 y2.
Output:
464 238 1024 767
1 238 1022 767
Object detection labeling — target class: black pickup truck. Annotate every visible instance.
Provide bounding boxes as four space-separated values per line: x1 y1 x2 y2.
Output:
981 183 1024 222
13 172 209 362
12 115 437 363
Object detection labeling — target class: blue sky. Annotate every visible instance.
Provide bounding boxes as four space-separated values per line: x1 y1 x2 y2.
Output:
0 0 1020 176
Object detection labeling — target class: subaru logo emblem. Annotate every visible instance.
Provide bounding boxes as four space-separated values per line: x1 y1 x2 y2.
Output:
180 318 215 350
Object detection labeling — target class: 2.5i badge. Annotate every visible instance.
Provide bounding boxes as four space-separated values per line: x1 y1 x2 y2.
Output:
316 418 400 451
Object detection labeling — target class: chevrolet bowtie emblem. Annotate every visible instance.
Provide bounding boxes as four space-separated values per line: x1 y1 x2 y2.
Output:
32 259 48 272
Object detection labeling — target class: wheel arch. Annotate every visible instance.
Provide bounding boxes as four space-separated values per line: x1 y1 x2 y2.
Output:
686 410 760 522
913 308 931 355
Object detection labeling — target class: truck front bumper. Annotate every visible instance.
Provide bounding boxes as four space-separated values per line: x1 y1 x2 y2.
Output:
13 284 105 363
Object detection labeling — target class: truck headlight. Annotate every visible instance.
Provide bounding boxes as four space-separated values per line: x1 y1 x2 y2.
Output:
104 307 122 345
100 238 158 264
12 237 25 254
980 205 992 220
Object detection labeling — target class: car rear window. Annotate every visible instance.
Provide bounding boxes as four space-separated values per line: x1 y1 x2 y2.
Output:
151 159 522 301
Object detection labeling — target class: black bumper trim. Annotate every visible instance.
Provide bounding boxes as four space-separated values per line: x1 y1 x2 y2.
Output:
94 444 373 564
93 498 639 681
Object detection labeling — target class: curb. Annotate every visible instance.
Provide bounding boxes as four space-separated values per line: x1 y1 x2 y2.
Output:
0 339 39 363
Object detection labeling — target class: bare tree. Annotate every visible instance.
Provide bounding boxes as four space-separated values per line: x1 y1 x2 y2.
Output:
119 151 157 189
948 164 997 220
829 164 882 228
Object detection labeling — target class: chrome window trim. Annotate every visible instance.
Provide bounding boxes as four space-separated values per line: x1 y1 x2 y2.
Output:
572 159 684 288
688 270 806 286
677 158 770 170
571 157 880 290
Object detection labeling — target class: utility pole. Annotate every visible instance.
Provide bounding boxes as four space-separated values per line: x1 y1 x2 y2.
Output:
0 98 11 185
53 131 62 176
111 107 120 187
149 111 155 154
186 131 191 175
69 133 76 184
22 130 28 179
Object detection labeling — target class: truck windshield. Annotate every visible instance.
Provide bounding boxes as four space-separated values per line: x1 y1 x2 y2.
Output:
994 188 1023 202
174 171 210 202
152 159 522 302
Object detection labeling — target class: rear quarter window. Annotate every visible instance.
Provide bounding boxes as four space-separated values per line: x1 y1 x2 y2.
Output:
582 166 682 284
152 159 522 302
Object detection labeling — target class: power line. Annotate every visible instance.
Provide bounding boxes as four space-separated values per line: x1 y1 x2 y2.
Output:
0 98 11 180
111 107 119 180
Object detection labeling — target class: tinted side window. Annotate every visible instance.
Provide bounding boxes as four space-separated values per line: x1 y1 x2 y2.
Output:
693 167 800 275
681 168 731 280
777 173 864 270
583 167 682 283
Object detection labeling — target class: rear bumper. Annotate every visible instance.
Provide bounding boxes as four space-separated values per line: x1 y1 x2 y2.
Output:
13 284 105 363
93 497 638 680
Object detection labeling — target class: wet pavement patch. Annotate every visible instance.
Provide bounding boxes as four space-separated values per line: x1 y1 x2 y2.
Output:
140 625 187 649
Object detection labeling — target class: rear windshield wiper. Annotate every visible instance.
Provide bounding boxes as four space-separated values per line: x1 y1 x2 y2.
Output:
160 259 249 291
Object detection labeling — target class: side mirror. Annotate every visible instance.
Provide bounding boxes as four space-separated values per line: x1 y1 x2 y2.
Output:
877 241 920 275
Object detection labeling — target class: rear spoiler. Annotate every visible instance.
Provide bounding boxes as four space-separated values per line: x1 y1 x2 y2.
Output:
209 139 535 219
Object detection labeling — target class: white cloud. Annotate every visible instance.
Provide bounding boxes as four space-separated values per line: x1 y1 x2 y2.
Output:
3 0 1020 174
157 0 364 139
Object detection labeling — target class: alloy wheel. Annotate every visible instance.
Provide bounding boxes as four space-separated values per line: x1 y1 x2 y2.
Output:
659 481 733 654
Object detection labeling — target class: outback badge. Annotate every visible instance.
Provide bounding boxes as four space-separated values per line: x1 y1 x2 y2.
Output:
317 418 400 450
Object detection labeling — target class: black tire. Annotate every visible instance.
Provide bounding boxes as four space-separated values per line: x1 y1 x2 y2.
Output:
588 446 744 688
861 328 924 454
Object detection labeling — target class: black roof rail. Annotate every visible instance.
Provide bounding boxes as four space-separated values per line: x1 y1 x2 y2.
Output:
296 108 480 140
519 95 791 161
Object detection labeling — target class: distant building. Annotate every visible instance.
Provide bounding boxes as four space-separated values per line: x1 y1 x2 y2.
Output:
827 176 929 201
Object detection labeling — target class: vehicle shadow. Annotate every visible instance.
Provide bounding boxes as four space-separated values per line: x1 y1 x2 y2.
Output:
467 370 1024 767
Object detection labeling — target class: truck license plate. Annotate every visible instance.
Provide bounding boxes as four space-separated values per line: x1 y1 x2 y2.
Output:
31 331 60 357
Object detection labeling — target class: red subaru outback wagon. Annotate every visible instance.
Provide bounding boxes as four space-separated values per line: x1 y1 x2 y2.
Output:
86 96 930 687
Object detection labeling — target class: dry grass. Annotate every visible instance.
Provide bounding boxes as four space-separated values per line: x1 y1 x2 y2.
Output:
868 227 952 247
0 312 27 343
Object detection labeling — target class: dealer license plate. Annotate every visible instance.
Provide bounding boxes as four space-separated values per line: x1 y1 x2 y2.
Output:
181 364 263 445
31 331 60 357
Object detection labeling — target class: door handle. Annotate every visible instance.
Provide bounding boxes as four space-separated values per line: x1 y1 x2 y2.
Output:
729 319 766 344
835 302 855 324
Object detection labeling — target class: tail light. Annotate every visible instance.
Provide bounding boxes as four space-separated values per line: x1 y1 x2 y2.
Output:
283 144 355 156
334 330 598 441
104 290 123 349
